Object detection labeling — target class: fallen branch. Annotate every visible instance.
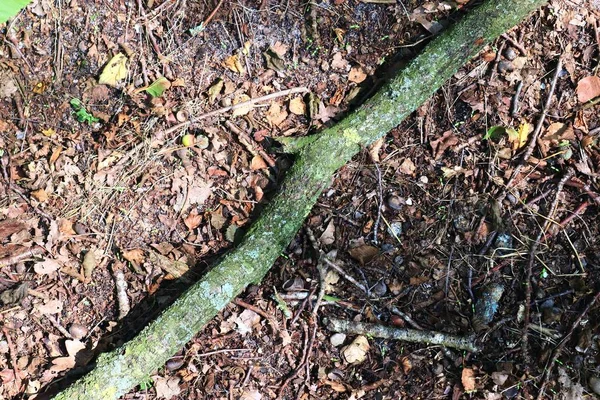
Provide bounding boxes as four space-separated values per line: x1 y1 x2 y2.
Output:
53 1 547 398
326 318 479 352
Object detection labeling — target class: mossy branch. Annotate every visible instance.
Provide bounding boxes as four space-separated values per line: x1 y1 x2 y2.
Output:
53 1 547 398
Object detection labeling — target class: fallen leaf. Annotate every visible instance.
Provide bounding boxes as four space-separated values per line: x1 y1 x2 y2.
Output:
342 335 370 364
207 78 224 103
430 130 459 159
250 155 268 170
319 220 336 245
462 367 476 392
49 357 75 372
577 76 600 103
31 189 49 202
145 77 171 97
34 259 61 275
64 339 86 357
239 389 263 400
36 299 63 315
42 128 55 137
270 41 288 58
266 102 287 126
98 53 128 87
398 158 416 175
507 122 530 150
348 66 367 83
331 52 349 70
235 309 261 335
184 211 202 230
122 248 145 265
289 97 306 115
223 54 245 74
323 379 346 392
232 94 252 117
154 376 181 399
82 250 97 279
348 245 379 265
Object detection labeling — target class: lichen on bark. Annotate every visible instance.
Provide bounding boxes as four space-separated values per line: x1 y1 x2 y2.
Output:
53 1 547 398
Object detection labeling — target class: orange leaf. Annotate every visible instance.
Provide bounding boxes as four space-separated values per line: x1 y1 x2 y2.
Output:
576 76 600 103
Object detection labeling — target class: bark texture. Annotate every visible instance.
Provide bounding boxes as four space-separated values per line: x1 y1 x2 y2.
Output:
54 1 546 398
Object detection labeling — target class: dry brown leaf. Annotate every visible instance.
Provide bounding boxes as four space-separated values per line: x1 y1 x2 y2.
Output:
36 299 63 315
409 276 429 286
184 211 202 230
341 335 370 364
49 356 75 372
223 54 245 74
232 94 252 117
348 66 367 83
154 376 181 399
266 102 287 126
82 250 97 279
331 52 349 70
319 220 336 245
398 158 416 175
64 339 86 357
323 380 346 392
250 155 268 170
401 356 412 374
123 248 145 265
34 259 61 275
289 97 306 115
430 130 459 159
31 189 49 202
58 219 76 236
348 245 379 265
576 75 600 103
462 368 476 392
368 137 384 163
270 41 288 58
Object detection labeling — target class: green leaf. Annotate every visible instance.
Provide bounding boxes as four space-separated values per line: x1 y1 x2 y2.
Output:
70 98 99 124
0 0 31 24
145 77 171 97
483 125 505 142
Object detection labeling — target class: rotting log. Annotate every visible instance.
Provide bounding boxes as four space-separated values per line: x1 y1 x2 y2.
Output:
53 1 546 398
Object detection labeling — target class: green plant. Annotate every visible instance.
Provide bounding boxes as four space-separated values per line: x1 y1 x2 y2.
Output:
1 0 31 24
70 98 99 124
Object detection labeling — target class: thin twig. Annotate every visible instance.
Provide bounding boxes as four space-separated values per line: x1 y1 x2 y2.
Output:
536 290 600 399
0 246 46 268
501 33 527 55
162 87 309 136
522 168 573 367
499 56 563 201
372 163 383 245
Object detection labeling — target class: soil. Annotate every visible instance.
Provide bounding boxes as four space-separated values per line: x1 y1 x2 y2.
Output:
1 0 600 399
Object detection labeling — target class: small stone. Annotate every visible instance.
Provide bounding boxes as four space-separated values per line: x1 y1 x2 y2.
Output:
387 195 404 211
372 281 387 296
166 357 185 371
405 198 413 206
504 47 517 61
419 176 429 184
330 333 346 347
497 60 514 73
68 323 88 340
195 134 210 149
589 376 600 395
387 221 403 237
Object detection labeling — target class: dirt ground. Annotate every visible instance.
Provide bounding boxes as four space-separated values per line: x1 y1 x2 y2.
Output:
1 0 600 398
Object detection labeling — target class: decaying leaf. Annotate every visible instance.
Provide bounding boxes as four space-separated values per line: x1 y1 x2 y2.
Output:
207 78 224 103
250 155 268 171
348 245 379 265
223 54 245 74
576 75 600 103
506 122 530 150
34 259 61 275
154 376 181 399
348 66 367 83
147 249 189 279
430 130 459 159
36 299 63 315
341 335 370 364
319 220 336 245
232 94 252 116
289 96 306 115
82 249 97 279
266 102 287 126
0 283 28 305
235 309 261 335
462 367 476 392
398 158 416 175
98 53 128 86
31 189 49 202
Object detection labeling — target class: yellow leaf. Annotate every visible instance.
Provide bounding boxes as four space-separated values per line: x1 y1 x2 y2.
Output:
508 122 531 150
42 128 55 137
223 54 245 74
98 53 129 86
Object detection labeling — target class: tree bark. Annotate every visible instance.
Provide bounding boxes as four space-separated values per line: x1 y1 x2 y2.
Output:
53 1 546 398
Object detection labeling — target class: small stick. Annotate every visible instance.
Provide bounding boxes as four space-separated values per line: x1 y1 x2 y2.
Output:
521 168 573 367
234 298 280 334
510 80 524 117
224 121 276 168
277 321 309 398
189 0 224 36
499 56 563 202
322 257 368 293
327 318 479 352
162 87 309 136
489 41 506 82
501 33 527 55
195 348 251 357
0 246 45 268
45 315 73 339
535 290 600 400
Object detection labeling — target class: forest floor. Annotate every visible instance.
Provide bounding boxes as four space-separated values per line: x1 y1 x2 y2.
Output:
1 0 600 399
